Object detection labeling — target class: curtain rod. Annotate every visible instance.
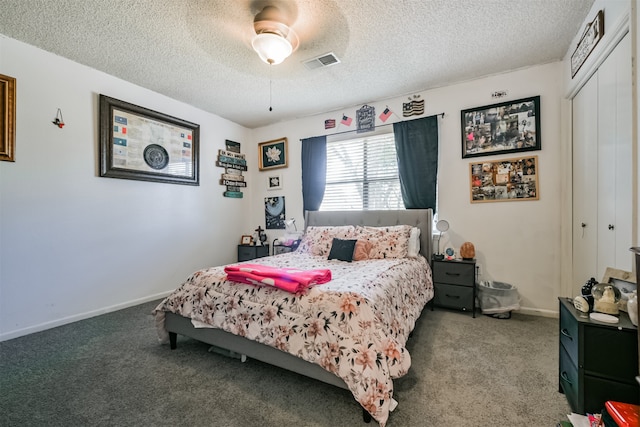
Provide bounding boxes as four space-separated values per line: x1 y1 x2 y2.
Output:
300 112 445 140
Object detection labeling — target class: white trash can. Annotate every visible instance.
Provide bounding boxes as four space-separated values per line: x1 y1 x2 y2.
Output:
477 281 520 318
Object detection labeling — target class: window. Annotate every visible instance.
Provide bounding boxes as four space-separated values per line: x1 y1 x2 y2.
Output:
320 132 403 211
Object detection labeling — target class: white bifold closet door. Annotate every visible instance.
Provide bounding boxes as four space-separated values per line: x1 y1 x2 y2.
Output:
572 33 632 287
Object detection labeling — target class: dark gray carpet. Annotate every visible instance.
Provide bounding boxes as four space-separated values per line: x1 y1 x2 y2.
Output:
0 300 570 426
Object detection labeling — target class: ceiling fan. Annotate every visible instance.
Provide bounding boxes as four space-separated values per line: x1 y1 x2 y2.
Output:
251 4 299 65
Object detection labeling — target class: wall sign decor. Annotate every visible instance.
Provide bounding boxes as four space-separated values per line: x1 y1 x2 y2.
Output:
356 105 375 133
571 10 604 78
265 196 286 229
266 173 282 191
258 137 287 171
99 95 199 185
0 73 16 162
469 155 539 203
461 96 540 159
403 95 424 117
216 140 246 198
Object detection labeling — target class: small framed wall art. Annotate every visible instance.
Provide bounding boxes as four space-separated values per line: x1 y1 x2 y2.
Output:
469 155 539 203
258 137 287 171
266 173 282 191
461 96 540 159
0 73 16 162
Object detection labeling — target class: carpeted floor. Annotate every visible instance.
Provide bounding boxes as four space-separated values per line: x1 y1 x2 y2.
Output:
0 300 570 426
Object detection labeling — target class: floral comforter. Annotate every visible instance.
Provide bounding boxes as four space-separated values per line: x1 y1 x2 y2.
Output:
154 252 433 426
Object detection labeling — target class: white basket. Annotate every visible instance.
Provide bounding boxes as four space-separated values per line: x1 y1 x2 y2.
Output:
477 281 520 315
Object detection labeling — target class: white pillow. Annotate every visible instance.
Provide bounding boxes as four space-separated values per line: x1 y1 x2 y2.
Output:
408 227 421 257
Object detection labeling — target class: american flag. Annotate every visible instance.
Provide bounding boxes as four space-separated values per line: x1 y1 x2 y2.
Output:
341 115 352 126
325 119 336 129
379 108 392 122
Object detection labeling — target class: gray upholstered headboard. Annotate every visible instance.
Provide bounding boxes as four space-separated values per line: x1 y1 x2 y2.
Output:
304 209 433 260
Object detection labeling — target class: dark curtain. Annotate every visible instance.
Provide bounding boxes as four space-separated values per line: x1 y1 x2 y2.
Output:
301 135 327 212
393 115 439 210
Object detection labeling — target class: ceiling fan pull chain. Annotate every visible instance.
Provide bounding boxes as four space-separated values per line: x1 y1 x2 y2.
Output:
269 63 273 112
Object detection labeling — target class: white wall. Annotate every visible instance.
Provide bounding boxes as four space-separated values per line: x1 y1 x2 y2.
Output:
0 36 252 341
252 63 565 316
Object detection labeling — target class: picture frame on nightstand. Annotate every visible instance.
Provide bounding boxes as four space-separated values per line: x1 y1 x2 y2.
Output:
240 235 253 245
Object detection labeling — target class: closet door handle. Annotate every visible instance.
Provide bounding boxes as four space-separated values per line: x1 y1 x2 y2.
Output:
560 328 573 341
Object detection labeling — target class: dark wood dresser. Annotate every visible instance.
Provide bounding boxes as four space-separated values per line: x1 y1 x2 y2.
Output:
558 297 639 414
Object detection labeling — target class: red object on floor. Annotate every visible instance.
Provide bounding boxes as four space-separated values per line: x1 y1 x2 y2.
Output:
605 401 639 427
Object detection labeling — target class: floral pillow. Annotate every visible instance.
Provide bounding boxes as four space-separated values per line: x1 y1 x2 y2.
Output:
355 225 413 259
297 226 357 256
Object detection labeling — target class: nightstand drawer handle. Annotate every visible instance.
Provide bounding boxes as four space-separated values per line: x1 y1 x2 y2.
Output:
560 328 573 341
445 272 461 276
445 294 460 299
560 371 572 385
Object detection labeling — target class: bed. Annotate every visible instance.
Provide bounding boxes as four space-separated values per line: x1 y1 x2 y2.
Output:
154 209 434 426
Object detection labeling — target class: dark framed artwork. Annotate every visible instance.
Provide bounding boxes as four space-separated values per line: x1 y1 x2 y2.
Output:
469 155 539 203
0 73 16 162
267 173 282 191
258 137 287 171
265 196 285 229
99 94 200 185
461 96 540 159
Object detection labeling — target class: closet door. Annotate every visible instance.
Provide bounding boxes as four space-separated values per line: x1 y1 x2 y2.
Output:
596 34 632 277
572 33 632 288
572 75 599 285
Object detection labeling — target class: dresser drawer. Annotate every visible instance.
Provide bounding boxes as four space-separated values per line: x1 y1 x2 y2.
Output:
559 302 579 366
559 345 580 413
583 374 640 414
583 324 639 381
433 283 474 311
433 261 475 286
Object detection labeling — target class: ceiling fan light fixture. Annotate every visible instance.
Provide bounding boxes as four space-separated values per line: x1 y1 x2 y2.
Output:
251 32 294 65
252 6 298 65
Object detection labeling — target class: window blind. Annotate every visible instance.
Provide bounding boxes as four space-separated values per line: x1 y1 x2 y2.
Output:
320 133 403 211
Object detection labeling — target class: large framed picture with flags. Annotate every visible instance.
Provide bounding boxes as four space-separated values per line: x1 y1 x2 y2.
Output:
99 95 200 185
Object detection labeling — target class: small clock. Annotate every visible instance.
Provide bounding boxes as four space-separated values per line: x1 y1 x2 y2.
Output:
445 247 455 258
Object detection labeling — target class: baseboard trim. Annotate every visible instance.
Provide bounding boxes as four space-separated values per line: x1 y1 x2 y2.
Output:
0 290 174 342
518 307 559 318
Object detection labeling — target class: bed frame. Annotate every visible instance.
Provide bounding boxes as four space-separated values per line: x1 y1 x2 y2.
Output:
165 209 433 423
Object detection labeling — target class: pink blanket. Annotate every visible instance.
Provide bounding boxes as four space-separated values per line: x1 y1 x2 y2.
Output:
224 263 332 293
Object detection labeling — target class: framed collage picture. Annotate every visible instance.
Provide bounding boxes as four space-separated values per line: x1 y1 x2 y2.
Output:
461 96 540 159
469 155 539 203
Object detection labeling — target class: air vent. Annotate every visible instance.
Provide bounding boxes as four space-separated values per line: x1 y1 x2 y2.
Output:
302 52 340 70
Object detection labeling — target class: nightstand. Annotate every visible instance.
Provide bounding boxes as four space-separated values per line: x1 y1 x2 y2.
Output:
432 258 476 317
237 244 269 262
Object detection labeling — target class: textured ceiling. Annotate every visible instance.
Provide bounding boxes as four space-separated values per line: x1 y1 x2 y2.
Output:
0 0 595 128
